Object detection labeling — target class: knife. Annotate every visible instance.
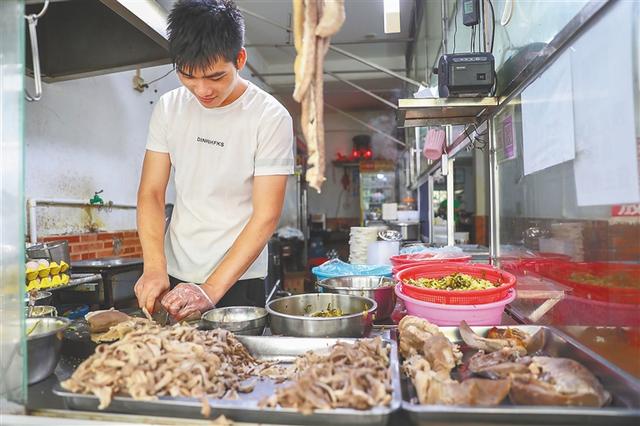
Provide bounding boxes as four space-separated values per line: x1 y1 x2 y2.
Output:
151 301 170 326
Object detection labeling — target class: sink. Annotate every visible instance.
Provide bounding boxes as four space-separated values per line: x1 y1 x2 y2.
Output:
72 257 142 269
71 257 143 308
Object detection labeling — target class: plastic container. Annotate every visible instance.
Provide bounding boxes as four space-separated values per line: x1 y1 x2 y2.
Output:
396 263 516 305
538 261 640 305
395 284 515 326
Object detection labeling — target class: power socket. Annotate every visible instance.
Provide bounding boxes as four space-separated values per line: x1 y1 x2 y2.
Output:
462 0 480 26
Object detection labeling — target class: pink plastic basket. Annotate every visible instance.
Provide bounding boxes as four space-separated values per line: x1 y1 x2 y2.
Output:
423 128 446 160
395 284 516 326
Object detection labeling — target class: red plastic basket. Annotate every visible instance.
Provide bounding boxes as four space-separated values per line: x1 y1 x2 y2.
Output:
539 262 640 305
390 253 472 267
396 264 516 305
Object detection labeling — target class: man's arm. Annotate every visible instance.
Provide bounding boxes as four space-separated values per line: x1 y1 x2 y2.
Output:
134 150 172 313
201 175 288 304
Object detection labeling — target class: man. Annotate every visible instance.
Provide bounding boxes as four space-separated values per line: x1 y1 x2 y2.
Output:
134 0 294 321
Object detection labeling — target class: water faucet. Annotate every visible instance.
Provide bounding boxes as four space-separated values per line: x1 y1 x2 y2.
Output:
90 190 104 206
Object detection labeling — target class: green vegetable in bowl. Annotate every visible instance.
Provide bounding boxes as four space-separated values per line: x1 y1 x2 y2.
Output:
405 273 496 291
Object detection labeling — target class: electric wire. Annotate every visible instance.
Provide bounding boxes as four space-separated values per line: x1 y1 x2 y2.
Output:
142 66 176 88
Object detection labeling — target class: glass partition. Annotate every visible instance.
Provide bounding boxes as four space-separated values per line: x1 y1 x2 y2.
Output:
0 0 27 413
492 0 640 377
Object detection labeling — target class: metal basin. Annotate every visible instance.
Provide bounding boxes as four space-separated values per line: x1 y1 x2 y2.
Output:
316 276 396 320
72 257 142 268
201 306 268 335
24 290 53 306
266 293 377 338
27 317 70 384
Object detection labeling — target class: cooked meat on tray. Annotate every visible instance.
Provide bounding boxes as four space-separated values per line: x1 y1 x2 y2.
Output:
459 320 545 355
399 317 611 408
61 320 275 415
260 337 392 414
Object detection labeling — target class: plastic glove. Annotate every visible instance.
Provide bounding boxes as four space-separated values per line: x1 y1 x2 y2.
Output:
160 283 214 321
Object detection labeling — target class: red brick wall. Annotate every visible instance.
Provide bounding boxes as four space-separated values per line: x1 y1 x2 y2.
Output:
39 230 142 261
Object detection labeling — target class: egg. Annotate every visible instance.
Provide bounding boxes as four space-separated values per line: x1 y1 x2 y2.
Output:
27 279 39 291
51 275 62 287
26 269 39 281
49 262 61 275
26 260 39 271
61 274 70 285
59 260 69 273
37 259 49 267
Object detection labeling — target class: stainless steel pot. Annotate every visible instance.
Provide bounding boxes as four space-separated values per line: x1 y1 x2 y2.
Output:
266 293 376 338
24 290 53 306
316 276 396 320
26 317 69 384
27 240 70 265
201 306 268 335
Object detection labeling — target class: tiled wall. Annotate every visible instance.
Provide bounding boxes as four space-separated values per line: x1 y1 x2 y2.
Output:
39 230 142 261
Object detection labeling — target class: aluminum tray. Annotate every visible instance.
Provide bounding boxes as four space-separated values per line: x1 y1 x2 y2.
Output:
401 325 640 425
54 335 402 425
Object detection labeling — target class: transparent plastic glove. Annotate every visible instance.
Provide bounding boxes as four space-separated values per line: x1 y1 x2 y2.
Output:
160 283 214 321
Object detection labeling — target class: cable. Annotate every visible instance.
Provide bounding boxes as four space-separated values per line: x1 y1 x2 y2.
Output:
452 7 458 53
143 66 175 88
470 25 475 53
488 0 496 53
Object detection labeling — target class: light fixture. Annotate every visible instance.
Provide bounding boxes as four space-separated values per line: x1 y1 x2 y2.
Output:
383 0 401 34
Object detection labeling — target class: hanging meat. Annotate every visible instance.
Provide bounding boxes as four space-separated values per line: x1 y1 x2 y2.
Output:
292 0 346 193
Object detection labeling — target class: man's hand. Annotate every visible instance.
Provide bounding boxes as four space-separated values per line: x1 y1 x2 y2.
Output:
134 270 170 314
160 283 215 321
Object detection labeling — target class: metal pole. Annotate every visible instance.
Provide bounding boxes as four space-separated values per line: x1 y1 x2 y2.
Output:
325 71 398 110
238 7 425 88
428 174 434 244
441 0 448 54
246 38 414 47
254 69 406 77
446 157 455 246
325 103 405 147
488 120 500 264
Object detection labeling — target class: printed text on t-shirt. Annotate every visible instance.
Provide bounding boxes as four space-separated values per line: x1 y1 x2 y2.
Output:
196 136 225 147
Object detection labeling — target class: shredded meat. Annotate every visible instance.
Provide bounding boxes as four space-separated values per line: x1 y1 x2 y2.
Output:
62 320 275 413
259 337 392 414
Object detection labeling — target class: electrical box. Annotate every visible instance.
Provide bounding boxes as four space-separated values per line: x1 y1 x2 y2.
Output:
438 52 495 97
462 0 480 26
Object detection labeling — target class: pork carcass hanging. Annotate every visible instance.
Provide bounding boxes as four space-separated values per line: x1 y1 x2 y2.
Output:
292 0 345 192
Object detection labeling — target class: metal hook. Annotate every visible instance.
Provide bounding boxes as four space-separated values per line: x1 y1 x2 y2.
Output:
24 0 49 102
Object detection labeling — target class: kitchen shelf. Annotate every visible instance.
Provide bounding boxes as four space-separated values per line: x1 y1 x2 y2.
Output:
397 97 498 127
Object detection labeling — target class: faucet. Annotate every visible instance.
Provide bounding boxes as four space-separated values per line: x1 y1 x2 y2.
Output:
90 190 104 206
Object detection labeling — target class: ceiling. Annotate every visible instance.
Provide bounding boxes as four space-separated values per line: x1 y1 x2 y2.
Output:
157 0 419 112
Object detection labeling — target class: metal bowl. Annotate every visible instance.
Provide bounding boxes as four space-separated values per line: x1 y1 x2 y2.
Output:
316 276 396 320
26 317 70 384
266 293 377 338
24 290 53 306
201 306 268 335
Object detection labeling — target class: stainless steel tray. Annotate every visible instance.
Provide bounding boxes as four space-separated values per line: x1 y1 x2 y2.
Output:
401 325 640 425
54 336 402 425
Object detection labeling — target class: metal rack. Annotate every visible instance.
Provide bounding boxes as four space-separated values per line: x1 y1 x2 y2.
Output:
397 97 498 128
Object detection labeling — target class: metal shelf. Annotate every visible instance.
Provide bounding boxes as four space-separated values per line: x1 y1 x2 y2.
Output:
397 97 498 127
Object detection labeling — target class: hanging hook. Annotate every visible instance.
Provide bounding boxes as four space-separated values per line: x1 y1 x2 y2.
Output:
24 0 49 102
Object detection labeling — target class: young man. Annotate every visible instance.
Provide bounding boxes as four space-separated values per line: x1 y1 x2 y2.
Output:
134 0 294 321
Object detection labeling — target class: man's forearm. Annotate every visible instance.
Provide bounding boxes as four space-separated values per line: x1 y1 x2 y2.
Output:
137 193 167 273
201 214 279 303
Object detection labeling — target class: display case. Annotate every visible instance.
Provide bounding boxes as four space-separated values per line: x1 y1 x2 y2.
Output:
489 0 640 377
1 0 27 413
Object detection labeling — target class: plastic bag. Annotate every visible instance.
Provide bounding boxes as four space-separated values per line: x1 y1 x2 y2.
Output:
311 258 392 279
276 226 305 240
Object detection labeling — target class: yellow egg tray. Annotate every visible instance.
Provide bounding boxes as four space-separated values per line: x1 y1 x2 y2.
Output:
27 273 71 291
25 260 69 281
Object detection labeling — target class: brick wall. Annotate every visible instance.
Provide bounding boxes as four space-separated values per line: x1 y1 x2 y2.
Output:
39 230 142 261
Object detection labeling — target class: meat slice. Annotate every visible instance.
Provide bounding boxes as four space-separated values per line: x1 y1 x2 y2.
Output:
315 0 345 37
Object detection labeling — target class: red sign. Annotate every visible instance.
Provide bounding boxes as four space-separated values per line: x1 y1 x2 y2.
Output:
611 204 640 217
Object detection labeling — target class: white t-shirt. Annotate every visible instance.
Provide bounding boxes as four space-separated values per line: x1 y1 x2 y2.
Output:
145 82 294 283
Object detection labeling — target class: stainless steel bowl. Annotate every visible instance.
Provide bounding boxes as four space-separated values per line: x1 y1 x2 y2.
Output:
266 293 377 338
316 276 396 320
24 290 53 306
27 317 70 384
201 306 268 335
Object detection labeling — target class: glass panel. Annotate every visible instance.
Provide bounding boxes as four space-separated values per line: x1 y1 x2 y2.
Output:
0 0 27 413
494 0 640 377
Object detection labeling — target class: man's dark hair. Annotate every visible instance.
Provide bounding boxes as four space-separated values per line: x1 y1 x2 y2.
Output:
168 0 245 74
